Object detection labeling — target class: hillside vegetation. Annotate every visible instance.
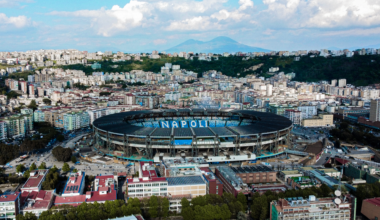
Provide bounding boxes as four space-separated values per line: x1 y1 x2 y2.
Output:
55 55 380 86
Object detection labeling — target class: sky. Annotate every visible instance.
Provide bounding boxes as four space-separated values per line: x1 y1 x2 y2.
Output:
1 0 380 52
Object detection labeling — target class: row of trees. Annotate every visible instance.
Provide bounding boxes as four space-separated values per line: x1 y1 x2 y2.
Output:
17 199 141 220
330 121 380 149
180 192 247 220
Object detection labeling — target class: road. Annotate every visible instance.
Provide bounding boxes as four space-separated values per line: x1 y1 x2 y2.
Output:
5 129 140 177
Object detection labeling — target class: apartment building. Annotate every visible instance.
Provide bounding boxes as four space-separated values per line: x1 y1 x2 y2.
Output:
0 121 7 140
285 109 302 125
0 192 21 220
63 111 90 131
270 195 356 220
2 110 33 138
370 99 380 122
127 162 168 198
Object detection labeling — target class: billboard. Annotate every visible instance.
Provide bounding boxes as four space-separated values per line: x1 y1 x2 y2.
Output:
160 120 208 128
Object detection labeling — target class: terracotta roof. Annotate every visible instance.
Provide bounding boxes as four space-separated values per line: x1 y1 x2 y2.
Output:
54 195 86 205
0 192 20 202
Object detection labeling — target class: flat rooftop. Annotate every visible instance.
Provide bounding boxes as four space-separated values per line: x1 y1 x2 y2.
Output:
167 176 205 186
63 172 85 195
23 170 49 189
231 165 274 174
0 192 20 202
281 170 302 175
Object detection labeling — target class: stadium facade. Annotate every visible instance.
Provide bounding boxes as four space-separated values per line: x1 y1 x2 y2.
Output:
92 109 293 163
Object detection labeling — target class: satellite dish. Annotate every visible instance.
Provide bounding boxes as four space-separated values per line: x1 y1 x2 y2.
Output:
334 198 341 204
334 190 341 197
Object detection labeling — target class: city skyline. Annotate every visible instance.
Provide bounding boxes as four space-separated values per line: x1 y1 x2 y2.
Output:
2 0 380 52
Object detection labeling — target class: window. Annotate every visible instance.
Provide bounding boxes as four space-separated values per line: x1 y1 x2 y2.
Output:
144 183 151 187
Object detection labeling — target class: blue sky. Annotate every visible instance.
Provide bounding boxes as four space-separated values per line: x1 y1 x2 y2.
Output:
1 0 380 52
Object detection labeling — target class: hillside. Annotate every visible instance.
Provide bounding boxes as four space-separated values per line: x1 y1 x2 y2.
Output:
166 36 270 53
54 55 380 86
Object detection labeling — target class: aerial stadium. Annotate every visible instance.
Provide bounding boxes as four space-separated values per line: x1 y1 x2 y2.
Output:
92 109 293 163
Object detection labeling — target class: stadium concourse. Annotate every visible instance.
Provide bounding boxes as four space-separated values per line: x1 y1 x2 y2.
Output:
92 109 293 163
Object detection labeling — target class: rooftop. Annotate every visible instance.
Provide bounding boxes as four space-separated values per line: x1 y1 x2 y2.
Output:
21 190 53 210
167 176 205 186
0 192 20 202
63 171 85 195
22 169 49 189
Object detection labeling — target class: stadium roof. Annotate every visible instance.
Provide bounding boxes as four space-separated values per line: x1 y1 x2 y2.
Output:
93 109 292 138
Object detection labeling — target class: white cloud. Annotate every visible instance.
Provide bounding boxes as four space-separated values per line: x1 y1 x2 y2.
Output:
50 0 152 37
0 0 33 8
238 0 254 11
166 16 222 31
259 0 380 29
0 13 31 28
153 39 167 45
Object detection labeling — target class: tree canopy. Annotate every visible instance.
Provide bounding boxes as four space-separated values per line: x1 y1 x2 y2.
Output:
52 146 72 162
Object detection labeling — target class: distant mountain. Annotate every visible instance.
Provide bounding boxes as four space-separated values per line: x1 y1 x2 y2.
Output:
166 36 270 53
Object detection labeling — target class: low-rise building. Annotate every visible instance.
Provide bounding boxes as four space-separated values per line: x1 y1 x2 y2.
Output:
21 170 49 192
270 195 356 220
302 114 333 127
230 165 277 184
61 171 86 197
20 190 54 218
215 166 251 197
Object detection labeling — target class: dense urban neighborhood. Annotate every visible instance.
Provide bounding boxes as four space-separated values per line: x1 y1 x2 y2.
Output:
1 48 380 220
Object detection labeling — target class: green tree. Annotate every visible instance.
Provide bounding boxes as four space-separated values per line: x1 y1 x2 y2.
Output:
52 146 72 161
56 134 65 142
320 184 332 197
23 170 30 178
237 192 247 211
42 98 51 105
28 100 38 111
181 197 190 209
181 207 194 220
161 197 169 218
38 162 46 169
17 212 37 220
29 163 37 171
62 162 70 173
73 168 78 173
221 204 232 220
71 156 77 163
191 195 207 207
16 164 25 173
51 165 58 173
148 195 159 218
